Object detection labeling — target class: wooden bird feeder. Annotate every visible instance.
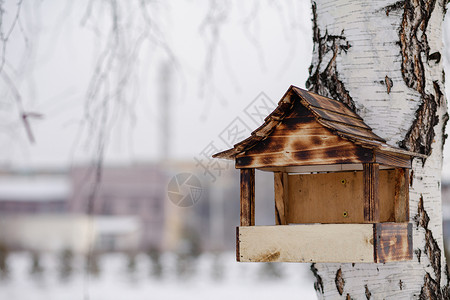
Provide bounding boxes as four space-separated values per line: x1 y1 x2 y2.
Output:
213 86 425 263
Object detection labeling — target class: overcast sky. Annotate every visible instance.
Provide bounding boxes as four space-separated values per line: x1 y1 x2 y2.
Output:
1 0 449 179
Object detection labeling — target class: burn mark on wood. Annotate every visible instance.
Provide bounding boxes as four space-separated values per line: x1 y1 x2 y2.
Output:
311 263 324 294
274 172 288 225
374 223 412 263
364 163 380 223
306 2 356 111
257 251 280 262
240 169 255 226
375 151 411 169
364 284 371 299
236 227 240 262
335 268 345 295
214 86 423 164
396 0 440 158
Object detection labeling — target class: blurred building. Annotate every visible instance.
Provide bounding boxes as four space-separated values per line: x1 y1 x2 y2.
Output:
69 164 166 251
0 162 276 254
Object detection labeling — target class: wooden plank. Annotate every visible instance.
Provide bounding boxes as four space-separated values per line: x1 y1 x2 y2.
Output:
286 170 396 224
235 106 375 169
292 87 363 120
242 134 358 154
237 224 374 263
283 173 289 219
236 145 373 169
274 172 287 225
374 223 412 263
375 151 411 168
319 119 385 142
394 168 409 222
287 171 364 224
308 106 371 129
240 169 255 226
236 227 240 261
364 163 380 223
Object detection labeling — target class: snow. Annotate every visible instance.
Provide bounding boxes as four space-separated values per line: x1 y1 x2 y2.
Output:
0 252 317 300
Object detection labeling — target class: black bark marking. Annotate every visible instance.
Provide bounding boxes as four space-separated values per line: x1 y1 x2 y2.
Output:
385 75 394 94
429 52 442 63
399 279 404 290
306 2 356 111
420 272 440 299
311 263 324 294
415 195 449 298
416 248 422 263
442 113 449 150
382 1 405 16
433 80 444 106
335 268 345 295
365 284 371 299
345 294 353 300
396 0 440 158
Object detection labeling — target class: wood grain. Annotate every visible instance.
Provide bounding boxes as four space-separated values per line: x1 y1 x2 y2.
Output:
240 169 255 226
286 170 396 224
375 151 412 168
374 223 412 263
394 168 409 222
237 224 375 263
292 87 363 120
274 172 288 225
319 119 385 142
308 105 371 129
364 163 380 223
235 104 375 169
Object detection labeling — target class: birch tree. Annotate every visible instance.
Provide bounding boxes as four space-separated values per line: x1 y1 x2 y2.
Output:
306 0 449 299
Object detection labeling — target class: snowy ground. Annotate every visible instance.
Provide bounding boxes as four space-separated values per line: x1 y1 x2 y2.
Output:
0 252 317 300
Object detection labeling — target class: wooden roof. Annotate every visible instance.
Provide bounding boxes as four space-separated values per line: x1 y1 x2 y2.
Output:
213 86 425 167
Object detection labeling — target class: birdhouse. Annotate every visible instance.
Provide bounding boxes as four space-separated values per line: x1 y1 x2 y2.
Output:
213 86 425 263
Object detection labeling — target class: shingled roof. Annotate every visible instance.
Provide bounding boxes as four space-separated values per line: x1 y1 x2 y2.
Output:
213 85 424 163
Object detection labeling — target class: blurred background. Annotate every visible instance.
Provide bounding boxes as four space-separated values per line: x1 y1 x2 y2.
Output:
0 1 449 299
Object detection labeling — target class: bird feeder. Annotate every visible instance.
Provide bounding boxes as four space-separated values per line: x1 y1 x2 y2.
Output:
213 86 425 263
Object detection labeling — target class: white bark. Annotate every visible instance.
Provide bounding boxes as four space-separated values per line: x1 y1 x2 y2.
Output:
308 0 449 299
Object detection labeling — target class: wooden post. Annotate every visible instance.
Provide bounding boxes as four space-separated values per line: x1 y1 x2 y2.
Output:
394 168 410 222
363 163 379 223
274 172 288 225
240 168 255 226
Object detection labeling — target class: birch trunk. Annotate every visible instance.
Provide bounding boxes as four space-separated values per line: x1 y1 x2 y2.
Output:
306 1 450 299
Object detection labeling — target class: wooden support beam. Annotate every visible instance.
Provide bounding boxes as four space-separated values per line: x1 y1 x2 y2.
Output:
394 168 410 222
374 223 412 263
363 163 380 223
274 172 288 225
236 223 412 263
240 168 255 226
237 224 375 263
